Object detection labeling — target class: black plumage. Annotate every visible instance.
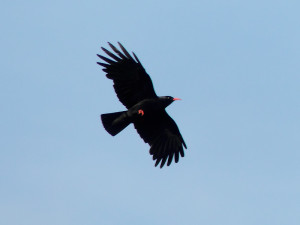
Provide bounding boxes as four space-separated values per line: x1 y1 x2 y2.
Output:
97 42 187 168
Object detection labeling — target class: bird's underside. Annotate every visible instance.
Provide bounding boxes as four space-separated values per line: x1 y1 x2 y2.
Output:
97 42 187 168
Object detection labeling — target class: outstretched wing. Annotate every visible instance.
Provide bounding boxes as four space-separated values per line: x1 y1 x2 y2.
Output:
134 110 187 168
97 42 158 109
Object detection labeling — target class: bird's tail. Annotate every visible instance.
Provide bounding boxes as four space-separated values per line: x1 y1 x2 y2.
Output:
101 111 131 136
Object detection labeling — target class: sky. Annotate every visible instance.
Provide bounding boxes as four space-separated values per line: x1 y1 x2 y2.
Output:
1 0 300 224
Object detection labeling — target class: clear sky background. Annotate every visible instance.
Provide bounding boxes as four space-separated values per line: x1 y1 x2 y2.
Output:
1 1 300 224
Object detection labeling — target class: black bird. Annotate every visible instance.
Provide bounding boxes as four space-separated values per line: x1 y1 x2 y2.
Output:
97 42 187 168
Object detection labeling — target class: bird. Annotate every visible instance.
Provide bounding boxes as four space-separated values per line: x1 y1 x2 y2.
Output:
97 42 187 168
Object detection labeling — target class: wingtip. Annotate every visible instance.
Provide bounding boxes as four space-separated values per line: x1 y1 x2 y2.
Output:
167 154 173 166
132 52 141 64
108 42 115 48
155 158 161 167
117 42 124 50
160 157 167 168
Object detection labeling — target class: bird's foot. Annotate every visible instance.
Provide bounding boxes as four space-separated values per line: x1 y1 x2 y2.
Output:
138 109 144 116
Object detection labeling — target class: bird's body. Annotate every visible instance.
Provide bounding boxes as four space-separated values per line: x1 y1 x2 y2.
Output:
97 42 187 168
129 97 172 116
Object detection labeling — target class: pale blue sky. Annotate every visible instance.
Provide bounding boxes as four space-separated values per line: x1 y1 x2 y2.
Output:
1 1 300 224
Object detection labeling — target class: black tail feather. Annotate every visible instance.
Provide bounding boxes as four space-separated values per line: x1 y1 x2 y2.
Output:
101 111 130 136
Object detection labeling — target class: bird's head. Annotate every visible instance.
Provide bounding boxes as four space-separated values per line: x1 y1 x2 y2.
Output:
159 96 181 107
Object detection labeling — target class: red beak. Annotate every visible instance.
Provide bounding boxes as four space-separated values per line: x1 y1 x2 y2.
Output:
173 97 181 101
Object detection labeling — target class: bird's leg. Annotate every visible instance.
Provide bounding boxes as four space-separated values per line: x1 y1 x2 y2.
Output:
138 109 144 116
